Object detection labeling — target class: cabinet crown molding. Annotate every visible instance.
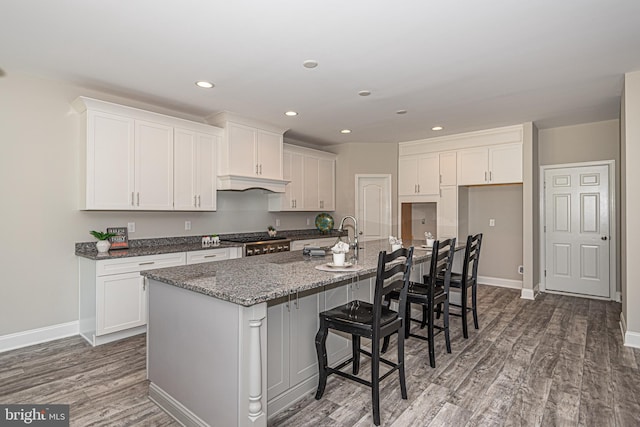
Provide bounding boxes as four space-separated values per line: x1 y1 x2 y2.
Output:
206 111 288 135
72 96 223 135
399 124 523 156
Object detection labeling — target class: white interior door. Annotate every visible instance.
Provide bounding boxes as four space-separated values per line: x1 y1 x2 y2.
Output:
356 175 391 242
544 165 610 297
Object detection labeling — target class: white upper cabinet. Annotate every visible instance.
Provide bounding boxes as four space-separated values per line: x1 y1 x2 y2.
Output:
85 111 135 210
207 112 288 192
488 142 523 184
134 120 174 210
174 128 218 211
269 144 336 212
457 142 522 185
317 157 335 211
398 154 439 196
439 152 457 186
73 96 221 211
278 150 304 211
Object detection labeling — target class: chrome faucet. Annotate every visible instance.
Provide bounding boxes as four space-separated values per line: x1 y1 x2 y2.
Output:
338 215 359 259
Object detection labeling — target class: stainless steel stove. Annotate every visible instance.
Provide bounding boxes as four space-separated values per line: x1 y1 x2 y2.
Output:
221 235 291 257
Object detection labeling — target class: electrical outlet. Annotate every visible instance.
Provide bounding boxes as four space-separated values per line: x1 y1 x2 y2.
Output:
127 222 135 233
275 218 281 227
421 218 426 224
518 265 524 275
185 221 191 231
489 219 495 227
306 218 311 226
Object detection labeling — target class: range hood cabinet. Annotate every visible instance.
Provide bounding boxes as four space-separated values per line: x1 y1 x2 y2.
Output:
217 175 289 193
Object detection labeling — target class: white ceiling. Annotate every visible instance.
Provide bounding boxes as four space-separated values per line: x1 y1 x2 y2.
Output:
2 1 639 146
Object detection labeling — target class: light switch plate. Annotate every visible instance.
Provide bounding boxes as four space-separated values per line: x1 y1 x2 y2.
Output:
489 219 495 227
127 222 135 233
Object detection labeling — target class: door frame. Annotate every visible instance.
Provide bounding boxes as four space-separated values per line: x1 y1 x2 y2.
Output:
355 174 392 242
539 160 617 300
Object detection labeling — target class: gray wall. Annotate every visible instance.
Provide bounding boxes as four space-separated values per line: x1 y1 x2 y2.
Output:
538 119 621 293
467 185 524 281
331 142 399 238
0 72 322 336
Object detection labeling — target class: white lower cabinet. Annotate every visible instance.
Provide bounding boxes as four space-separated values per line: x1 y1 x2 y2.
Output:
267 289 322 415
79 247 240 346
96 272 147 336
266 276 373 418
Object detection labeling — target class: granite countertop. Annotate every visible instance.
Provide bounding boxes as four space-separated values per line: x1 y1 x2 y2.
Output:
75 229 347 260
141 239 436 307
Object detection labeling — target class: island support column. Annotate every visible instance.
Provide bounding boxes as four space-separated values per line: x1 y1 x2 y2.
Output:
238 303 268 427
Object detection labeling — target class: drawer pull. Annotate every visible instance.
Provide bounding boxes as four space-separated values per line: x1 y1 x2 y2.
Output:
139 261 155 266
204 255 217 258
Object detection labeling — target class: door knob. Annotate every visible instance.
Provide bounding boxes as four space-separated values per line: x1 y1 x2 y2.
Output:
358 231 363 235
601 236 608 241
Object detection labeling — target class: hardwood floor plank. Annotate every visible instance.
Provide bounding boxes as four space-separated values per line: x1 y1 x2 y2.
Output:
0 287 634 427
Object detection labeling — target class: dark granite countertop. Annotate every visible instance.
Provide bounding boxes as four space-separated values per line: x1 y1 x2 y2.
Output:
75 229 347 260
141 239 438 307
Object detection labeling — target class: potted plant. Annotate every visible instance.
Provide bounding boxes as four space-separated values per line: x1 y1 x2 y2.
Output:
267 225 277 237
90 230 116 253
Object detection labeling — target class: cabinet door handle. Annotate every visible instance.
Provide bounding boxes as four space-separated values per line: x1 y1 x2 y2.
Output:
489 171 493 182
198 195 201 207
131 192 135 206
256 164 259 175
295 290 299 309
204 254 217 258
259 164 262 175
136 192 140 206
484 171 488 182
143 277 146 291
194 195 197 207
287 292 291 312
440 174 442 184
139 261 155 266
417 184 420 193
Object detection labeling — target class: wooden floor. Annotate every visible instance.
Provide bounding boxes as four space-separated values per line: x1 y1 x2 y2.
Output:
1 286 639 426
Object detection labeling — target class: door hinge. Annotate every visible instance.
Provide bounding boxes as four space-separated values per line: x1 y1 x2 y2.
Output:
544 270 547 277
544 225 546 232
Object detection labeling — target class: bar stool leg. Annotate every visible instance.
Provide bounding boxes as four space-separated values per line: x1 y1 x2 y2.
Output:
371 336 381 426
352 335 361 375
314 321 329 399
472 282 479 330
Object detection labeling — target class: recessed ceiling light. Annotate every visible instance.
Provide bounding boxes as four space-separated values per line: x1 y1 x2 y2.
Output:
303 60 318 69
285 111 298 116
432 126 444 131
195 81 214 89
358 90 371 97
340 129 352 134
396 109 407 115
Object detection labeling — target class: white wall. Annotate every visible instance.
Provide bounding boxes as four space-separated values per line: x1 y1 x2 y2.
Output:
622 71 640 340
0 72 318 336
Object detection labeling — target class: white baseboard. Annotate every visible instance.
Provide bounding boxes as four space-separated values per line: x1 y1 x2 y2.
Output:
477 276 522 289
149 382 209 427
620 312 640 349
0 321 79 353
520 288 536 300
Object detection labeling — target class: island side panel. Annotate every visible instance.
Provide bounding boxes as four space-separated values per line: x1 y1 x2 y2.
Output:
147 279 241 427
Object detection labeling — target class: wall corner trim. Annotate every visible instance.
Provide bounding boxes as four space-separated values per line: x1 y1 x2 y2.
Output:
0 321 79 353
620 312 640 349
520 288 537 300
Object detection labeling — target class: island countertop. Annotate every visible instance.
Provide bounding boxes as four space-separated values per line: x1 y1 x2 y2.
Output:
141 239 436 307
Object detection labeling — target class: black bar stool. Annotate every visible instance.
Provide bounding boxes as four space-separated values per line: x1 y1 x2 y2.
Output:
382 238 456 368
448 233 483 338
314 247 414 426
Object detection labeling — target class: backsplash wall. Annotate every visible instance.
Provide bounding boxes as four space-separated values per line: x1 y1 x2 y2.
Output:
80 190 323 240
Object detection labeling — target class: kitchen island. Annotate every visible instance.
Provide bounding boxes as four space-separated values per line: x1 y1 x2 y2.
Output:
141 240 434 427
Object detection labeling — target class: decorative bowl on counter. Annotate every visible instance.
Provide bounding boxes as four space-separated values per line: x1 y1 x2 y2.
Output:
315 213 334 233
